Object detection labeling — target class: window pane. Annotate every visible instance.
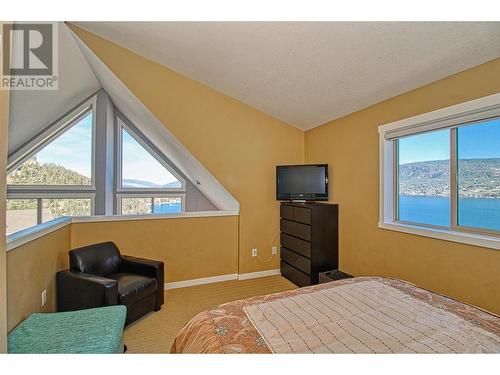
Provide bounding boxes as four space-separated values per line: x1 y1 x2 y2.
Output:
153 197 182 214
121 197 152 215
41 198 92 222
7 112 93 186
457 118 500 231
121 127 181 189
397 129 450 226
6 199 38 234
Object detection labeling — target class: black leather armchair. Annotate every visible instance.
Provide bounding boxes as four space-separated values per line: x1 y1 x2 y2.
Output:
57 241 164 325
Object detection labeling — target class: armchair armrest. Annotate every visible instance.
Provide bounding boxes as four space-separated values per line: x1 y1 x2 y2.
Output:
120 255 163 276
120 255 164 309
57 269 118 312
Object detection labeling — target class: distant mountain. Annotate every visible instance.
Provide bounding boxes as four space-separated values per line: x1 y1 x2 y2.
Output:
399 158 500 198
122 179 182 189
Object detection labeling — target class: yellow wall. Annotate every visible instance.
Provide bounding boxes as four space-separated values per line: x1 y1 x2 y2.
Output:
71 216 238 283
305 58 500 314
0 66 9 352
69 25 305 275
5 215 236 332
6 226 71 332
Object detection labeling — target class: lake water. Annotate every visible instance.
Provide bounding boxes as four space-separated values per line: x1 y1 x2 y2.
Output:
154 202 182 214
399 195 500 231
152 197 500 230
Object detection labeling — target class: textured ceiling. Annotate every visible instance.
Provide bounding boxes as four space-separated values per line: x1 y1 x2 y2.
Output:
74 22 500 130
8 22 101 154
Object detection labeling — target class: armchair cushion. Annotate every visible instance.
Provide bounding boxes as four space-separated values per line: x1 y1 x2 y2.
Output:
109 273 157 306
120 255 164 309
70 241 122 277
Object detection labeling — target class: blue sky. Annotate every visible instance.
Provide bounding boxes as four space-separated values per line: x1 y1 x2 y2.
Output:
32 113 500 173
457 118 500 159
398 118 500 164
121 128 178 185
37 113 93 177
35 114 178 185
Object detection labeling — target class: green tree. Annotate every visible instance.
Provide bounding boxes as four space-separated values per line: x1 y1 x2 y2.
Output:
7 157 92 218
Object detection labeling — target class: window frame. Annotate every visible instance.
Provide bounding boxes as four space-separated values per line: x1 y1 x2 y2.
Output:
7 96 97 191
116 193 186 215
6 96 97 231
6 192 95 233
379 93 500 250
116 117 186 193
115 115 187 215
393 129 453 229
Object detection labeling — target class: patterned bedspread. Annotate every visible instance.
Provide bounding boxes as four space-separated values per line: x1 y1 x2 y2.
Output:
170 277 500 354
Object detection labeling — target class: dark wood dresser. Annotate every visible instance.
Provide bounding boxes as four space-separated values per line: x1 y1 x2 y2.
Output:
280 202 338 287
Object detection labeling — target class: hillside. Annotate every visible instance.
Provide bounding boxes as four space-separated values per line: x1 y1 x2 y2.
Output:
7 157 91 186
7 158 181 218
7 157 91 216
399 158 500 198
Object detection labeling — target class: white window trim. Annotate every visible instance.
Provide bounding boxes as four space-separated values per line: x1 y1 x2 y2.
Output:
116 193 185 215
116 117 186 192
379 93 500 251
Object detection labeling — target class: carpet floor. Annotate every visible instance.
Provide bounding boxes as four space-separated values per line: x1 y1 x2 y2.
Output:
123 275 297 353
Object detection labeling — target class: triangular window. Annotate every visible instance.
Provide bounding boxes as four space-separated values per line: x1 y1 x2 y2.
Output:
7 112 93 186
120 126 182 189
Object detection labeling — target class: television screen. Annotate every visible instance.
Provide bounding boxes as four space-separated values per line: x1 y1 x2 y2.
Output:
276 164 328 201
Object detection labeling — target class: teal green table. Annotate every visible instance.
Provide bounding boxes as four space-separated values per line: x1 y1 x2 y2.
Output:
8 305 127 354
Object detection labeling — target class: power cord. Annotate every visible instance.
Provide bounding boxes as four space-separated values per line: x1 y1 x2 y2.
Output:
256 228 280 263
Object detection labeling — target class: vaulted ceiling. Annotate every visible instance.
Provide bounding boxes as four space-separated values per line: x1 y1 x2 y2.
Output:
7 22 239 211
8 21 499 211
74 22 500 130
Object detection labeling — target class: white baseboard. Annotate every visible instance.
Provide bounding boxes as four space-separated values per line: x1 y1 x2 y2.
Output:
163 269 282 289
164 273 238 290
238 268 281 281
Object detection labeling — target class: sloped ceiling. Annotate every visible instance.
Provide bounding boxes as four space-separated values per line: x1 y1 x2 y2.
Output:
74 22 500 130
8 22 101 155
7 22 238 211
68 27 239 211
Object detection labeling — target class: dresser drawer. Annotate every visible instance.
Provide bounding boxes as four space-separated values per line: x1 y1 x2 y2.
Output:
280 233 311 258
280 219 311 241
281 261 311 287
293 206 311 224
280 204 294 221
281 247 311 274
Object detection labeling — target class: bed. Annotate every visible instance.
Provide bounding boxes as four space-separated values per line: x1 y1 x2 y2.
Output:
170 277 500 353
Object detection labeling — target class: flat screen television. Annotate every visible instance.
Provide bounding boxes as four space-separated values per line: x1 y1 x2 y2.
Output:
276 164 328 201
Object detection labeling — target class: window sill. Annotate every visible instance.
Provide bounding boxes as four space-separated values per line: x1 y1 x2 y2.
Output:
71 210 238 223
378 221 500 251
6 217 72 252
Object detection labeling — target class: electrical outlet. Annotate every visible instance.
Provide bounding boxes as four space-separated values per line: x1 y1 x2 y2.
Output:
272 246 277 255
41 290 47 307
251 248 258 257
